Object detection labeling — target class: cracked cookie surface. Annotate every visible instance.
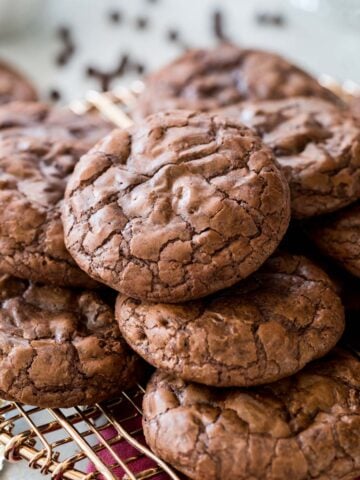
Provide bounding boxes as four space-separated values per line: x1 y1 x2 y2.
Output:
63 110 290 303
350 97 360 122
0 101 112 287
135 44 340 119
0 60 37 105
143 349 360 480
221 97 360 218
307 202 360 278
0 275 143 407
116 253 344 386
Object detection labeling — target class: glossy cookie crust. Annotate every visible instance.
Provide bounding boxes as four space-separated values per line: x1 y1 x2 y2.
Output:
222 97 360 218
0 60 37 105
143 349 360 480
0 275 143 407
63 110 290 302
0 101 112 287
135 44 340 119
308 202 360 277
116 253 344 386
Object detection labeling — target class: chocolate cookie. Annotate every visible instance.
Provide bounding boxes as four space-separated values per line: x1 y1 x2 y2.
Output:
0 275 143 407
116 253 344 386
0 60 37 105
307 202 360 278
223 97 360 218
63 110 290 303
350 96 360 121
135 44 340 119
0 101 112 287
143 349 360 480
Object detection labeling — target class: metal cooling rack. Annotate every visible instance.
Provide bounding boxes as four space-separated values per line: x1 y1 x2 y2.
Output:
0 76 359 480
0 384 180 480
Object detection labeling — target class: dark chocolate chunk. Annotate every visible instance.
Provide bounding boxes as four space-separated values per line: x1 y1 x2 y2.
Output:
213 10 229 41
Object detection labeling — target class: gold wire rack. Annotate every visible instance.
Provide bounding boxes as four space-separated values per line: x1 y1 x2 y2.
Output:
0 384 181 480
0 76 359 480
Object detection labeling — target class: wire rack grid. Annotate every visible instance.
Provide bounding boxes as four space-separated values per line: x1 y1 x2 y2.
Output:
0 76 359 480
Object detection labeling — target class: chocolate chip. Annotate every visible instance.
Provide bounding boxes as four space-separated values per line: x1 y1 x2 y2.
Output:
86 66 96 77
213 10 229 41
55 25 75 67
55 52 68 67
167 29 179 42
57 26 71 41
99 74 111 92
85 53 136 91
108 10 122 24
134 63 145 75
49 88 61 102
255 12 286 26
115 54 129 75
135 16 148 29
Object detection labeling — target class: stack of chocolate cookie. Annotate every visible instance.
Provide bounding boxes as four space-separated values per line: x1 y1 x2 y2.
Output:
115 44 358 480
0 101 144 407
0 44 359 479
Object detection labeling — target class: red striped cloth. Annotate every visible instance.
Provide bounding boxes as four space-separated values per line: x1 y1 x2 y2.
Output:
86 425 169 479
86 397 172 479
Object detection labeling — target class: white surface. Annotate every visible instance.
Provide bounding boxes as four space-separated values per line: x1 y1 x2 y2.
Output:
1 461 43 480
0 1 359 479
0 0 359 104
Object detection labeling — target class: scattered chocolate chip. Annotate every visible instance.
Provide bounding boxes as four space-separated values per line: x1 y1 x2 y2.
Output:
55 52 68 67
108 9 122 24
134 63 145 75
115 54 129 75
85 53 143 91
99 74 112 92
49 88 61 102
57 26 71 41
255 12 285 26
55 25 75 67
165 28 190 51
213 10 229 42
86 66 96 77
135 16 148 30
167 29 179 42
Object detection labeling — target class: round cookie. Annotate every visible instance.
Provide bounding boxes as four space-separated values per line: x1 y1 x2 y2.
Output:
63 109 290 303
143 349 360 480
0 60 37 105
135 44 340 119
0 275 143 407
223 97 360 218
116 253 344 387
0 101 112 287
307 202 360 278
